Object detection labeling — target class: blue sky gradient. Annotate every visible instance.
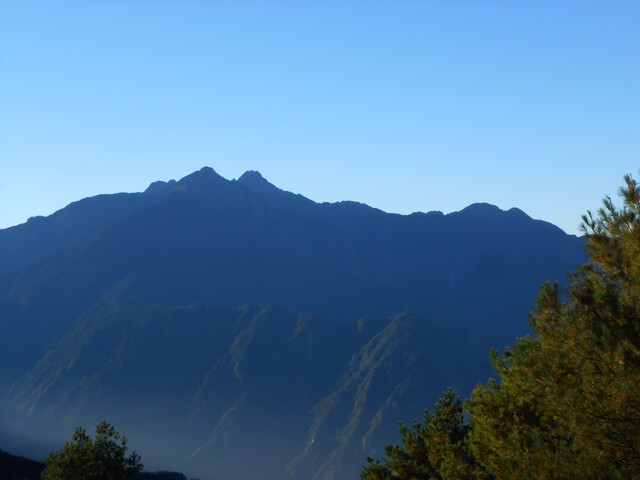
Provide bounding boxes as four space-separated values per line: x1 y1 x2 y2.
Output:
1 1 639 234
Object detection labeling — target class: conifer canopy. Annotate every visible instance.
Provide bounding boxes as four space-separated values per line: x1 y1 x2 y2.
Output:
41 421 143 480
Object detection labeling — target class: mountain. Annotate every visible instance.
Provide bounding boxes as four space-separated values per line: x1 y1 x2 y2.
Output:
0 167 586 479
5 304 477 480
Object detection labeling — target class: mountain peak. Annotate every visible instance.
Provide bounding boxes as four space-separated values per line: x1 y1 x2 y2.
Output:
174 166 226 191
237 170 281 195
507 207 530 219
193 166 223 180
144 179 176 194
459 203 501 214
238 170 266 183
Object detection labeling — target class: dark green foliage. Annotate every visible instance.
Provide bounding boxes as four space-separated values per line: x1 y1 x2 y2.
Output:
41 421 143 480
361 389 492 480
469 174 640 479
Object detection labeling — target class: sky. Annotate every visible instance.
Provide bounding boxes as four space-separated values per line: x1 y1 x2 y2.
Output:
1 1 638 235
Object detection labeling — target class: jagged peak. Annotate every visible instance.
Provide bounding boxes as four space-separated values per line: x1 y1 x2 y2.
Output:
173 166 227 191
182 166 224 182
236 170 281 195
144 179 176 194
143 167 225 196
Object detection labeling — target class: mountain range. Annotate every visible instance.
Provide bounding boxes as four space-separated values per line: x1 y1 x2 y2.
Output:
0 167 585 480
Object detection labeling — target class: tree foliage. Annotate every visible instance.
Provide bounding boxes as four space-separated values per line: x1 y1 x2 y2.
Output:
363 174 640 479
41 421 143 480
361 388 492 480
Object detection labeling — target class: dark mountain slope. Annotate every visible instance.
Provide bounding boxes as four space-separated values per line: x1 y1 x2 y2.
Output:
285 312 473 480
0 167 586 479
0 167 584 392
0 449 44 480
4 303 480 480
0 179 180 276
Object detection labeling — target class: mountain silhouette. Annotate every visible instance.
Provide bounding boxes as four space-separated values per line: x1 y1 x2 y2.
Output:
0 167 585 479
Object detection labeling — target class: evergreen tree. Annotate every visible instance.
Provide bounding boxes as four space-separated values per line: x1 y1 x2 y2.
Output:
470 174 640 479
41 421 143 480
361 388 492 480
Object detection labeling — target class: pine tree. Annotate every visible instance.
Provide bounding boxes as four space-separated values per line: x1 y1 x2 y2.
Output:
469 174 640 479
361 389 492 480
41 421 143 480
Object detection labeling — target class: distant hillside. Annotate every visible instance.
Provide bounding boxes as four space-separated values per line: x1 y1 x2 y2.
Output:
0 167 586 479
0 449 44 480
0 448 192 480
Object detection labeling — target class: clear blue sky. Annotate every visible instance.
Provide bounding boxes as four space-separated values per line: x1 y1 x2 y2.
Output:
1 1 638 235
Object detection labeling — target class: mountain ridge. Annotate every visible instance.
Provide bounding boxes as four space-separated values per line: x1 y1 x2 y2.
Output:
0 166 586 480
0 167 578 276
